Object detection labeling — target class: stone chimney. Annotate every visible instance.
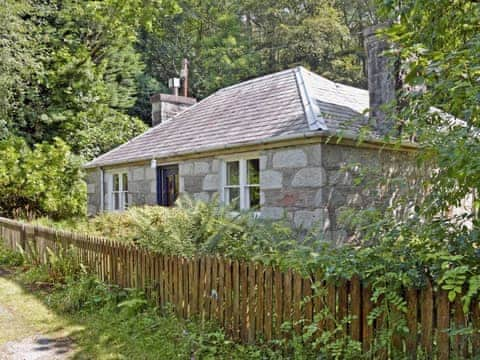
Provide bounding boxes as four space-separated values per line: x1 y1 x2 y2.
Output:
150 94 196 126
364 24 398 136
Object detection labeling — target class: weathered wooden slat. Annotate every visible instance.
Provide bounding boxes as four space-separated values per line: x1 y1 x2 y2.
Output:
454 296 467 358
154 254 160 307
210 257 218 321
240 262 249 342
248 262 256 343
362 284 373 354
337 279 348 338
350 276 361 342
257 264 265 339
302 277 313 327
405 287 418 358
232 260 240 340
436 290 450 360
178 256 184 316
164 256 170 304
313 271 325 340
183 257 189 318
192 257 199 316
217 258 225 324
187 257 193 317
274 269 283 339
198 256 206 320
175 256 180 313
264 266 273 341
472 299 480 358
326 282 336 333
224 259 232 335
204 256 212 320
420 278 433 356
293 272 302 334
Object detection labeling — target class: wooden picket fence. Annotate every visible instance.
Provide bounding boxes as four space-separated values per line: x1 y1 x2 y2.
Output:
1 216 480 358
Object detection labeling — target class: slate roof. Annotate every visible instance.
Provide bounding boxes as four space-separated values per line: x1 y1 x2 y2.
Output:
86 67 370 168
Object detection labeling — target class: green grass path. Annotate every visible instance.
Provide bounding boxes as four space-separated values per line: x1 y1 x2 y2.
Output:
0 268 79 358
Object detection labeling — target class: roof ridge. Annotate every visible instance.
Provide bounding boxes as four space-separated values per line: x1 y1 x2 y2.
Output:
216 67 296 93
300 66 368 94
294 67 327 131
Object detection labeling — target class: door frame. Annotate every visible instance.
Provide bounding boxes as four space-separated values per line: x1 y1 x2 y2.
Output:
156 164 179 206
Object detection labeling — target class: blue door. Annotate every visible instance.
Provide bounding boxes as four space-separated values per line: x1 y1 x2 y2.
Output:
157 165 179 206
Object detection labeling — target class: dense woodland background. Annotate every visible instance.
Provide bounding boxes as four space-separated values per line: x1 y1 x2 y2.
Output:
0 0 478 227
1 0 377 160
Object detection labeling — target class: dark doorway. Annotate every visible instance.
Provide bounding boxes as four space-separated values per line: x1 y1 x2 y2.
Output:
157 165 179 206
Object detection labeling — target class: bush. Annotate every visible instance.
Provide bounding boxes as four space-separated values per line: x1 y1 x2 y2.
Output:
0 243 24 266
56 197 322 269
19 245 83 285
0 136 86 220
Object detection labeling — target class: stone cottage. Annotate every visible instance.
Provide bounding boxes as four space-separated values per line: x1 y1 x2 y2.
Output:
85 29 417 242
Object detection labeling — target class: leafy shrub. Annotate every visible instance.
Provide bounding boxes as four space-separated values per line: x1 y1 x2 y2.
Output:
48 197 323 270
0 243 24 266
0 136 86 220
19 245 83 285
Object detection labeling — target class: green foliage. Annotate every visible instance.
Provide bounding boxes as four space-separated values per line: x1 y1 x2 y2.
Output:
0 243 24 266
48 198 325 270
32 269 279 359
2 0 374 154
0 137 86 220
141 0 369 102
362 0 480 321
0 0 166 159
19 245 83 285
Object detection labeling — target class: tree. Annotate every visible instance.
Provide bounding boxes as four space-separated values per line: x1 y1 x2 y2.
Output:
0 0 46 141
0 137 86 220
1 0 181 159
341 0 480 306
379 0 480 220
137 0 367 104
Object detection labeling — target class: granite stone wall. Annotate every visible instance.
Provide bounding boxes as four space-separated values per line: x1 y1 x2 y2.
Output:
127 165 157 207
319 144 415 243
179 158 220 202
86 164 157 215
259 145 327 229
87 143 415 245
259 143 415 244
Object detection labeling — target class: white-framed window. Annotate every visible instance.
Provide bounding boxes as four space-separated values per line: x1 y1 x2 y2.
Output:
110 172 129 211
222 158 260 211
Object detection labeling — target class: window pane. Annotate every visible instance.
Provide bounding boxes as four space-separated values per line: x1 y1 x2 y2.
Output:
113 174 119 191
247 186 260 209
122 173 128 191
114 192 120 210
124 192 128 208
226 187 240 211
247 159 259 185
226 161 239 185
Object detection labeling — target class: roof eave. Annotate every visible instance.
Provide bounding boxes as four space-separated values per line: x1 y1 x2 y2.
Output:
84 130 418 169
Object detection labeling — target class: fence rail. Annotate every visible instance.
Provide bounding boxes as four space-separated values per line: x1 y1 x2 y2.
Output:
0 217 479 358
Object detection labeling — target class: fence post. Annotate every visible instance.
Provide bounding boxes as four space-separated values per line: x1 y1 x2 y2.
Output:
20 224 26 251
